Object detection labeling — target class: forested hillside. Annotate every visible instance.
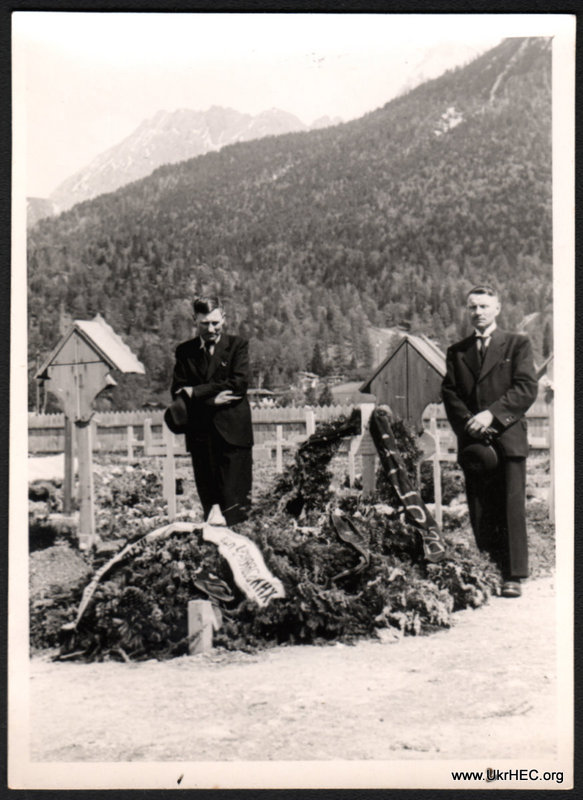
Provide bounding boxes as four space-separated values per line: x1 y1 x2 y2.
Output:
28 37 552 409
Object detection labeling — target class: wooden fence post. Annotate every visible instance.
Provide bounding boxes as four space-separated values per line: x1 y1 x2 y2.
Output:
358 404 377 495
163 423 177 521
76 418 95 549
143 418 152 455
63 414 74 514
90 417 99 452
275 425 283 473
348 437 358 487
127 425 134 461
361 449 377 494
429 407 443 528
305 408 316 437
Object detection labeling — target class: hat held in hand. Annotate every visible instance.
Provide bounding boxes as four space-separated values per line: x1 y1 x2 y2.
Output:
164 393 189 434
461 441 499 473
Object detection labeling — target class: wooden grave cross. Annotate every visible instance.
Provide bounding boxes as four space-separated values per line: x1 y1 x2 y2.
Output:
35 314 145 549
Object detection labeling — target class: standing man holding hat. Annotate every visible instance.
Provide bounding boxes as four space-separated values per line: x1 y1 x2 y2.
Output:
166 296 253 527
441 285 538 597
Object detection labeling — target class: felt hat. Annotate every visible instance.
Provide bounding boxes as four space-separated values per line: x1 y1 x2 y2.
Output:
461 441 499 473
164 394 189 434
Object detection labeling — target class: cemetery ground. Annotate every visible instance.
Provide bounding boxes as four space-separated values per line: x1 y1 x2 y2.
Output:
28 452 558 763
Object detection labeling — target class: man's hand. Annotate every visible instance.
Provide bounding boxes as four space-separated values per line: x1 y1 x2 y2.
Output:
213 390 241 405
465 410 494 438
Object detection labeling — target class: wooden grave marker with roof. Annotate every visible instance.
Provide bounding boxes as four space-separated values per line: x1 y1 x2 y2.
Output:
357 334 447 510
360 333 446 432
36 314 145 548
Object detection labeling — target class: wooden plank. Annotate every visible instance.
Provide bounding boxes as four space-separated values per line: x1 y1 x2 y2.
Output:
143 418 153 454
275 426 283 473
348 437 359 487
362 454 377 495
188 599 214 654
163 424 177 521
76 420 95 549
378 344 408 421
430 408 442 528
28 412 65 427
408 353 443 430
63 415 74 514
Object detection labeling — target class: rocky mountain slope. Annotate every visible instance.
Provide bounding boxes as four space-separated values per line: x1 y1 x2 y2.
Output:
26 197 59 228
50 106 342 212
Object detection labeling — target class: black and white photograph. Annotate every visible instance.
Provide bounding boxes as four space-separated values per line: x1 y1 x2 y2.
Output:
9 11 575 790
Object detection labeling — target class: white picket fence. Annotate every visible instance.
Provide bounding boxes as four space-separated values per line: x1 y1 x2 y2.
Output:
27 405 354 455
27 400 550 457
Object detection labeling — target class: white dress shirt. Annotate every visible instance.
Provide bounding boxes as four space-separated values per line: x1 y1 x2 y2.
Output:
474 322 497 347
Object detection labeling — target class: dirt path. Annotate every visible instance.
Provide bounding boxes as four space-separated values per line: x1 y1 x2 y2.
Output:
29 575 557 763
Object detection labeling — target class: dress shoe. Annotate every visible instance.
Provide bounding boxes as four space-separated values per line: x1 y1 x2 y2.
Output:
206 504 227 526
501 579 522 598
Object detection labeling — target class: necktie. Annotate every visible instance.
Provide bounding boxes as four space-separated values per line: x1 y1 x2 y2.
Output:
476 336 487 364
201 343 212 374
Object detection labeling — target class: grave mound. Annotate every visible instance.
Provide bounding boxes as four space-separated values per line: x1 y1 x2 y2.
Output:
30 410 553 662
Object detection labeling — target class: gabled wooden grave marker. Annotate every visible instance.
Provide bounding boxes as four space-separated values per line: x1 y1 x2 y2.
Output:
358 333 447 501
35 314 145 548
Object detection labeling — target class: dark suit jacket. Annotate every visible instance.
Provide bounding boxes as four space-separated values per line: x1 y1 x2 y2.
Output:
441 328 538 458
170 333 253 449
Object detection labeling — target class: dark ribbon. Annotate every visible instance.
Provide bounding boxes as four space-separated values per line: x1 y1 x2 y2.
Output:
369 408 447 563
193 570 235 603
329 510 370 583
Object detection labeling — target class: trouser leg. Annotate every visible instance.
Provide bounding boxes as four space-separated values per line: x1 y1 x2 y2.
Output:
217 442 253 526
503 458 529 578
463 463 507 571
191 432 252 525
191 438 220 521
463 457 528 578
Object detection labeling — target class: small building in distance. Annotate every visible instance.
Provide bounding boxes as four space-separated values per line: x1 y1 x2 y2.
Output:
297 371 319 392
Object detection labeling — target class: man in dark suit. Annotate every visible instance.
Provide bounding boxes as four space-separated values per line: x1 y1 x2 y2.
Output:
169 296 253 526
441 285 538 597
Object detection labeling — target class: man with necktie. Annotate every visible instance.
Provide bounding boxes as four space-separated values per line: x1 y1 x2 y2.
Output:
441 285 538 597
168 296 253 526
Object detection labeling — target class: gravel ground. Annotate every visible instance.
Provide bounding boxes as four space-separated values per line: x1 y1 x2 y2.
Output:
24 450 565 788
29 576 558 766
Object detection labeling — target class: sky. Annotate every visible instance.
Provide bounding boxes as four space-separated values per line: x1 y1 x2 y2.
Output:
12 12 566 198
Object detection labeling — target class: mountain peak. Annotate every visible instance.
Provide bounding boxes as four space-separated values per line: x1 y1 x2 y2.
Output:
49 106 312 212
